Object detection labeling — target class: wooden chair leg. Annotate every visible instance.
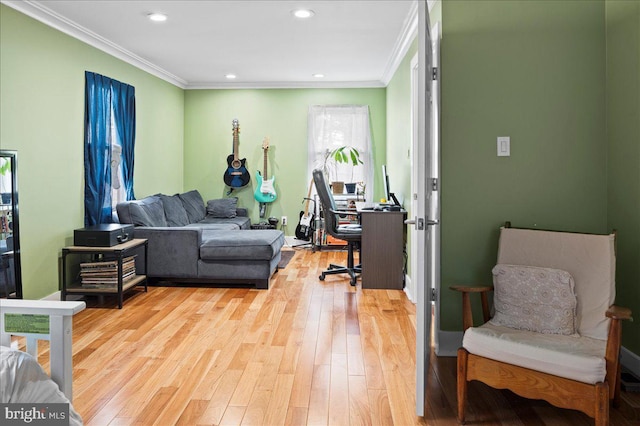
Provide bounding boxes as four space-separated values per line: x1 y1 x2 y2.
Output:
613 361 622 408
595 382 609 426
457 348 468 424
461 293 473 331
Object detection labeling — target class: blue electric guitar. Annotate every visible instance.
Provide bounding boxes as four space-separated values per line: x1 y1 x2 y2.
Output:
254 137 277 203
223 119 251 188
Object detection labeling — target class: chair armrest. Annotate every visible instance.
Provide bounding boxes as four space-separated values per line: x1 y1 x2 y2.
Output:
604 305 633 401
449 285 493 331
606 305 633 321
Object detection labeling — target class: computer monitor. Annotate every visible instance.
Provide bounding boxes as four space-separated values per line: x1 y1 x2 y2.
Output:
381 165 400 206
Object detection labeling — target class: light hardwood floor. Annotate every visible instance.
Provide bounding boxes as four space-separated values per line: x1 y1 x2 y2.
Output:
26 249 640 425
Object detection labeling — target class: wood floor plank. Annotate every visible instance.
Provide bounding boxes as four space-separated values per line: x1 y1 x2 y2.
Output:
132 385 177 425
288 318 319 408
263 373 295 426
348 375 372 426
346 334 366 376
61 250 637 426
175 400 209 426
198 370 243 425
284 406 308 426
219 406 247 426
328 354 349 426
368 389 394 426
229 361 263 407
306 364 331 426
240 389 271 426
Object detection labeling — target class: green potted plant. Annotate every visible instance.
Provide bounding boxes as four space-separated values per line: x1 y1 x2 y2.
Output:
323 146 363 194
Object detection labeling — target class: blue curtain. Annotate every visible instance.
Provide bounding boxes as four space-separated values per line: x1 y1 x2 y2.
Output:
112 82 136 201
84 71 136 226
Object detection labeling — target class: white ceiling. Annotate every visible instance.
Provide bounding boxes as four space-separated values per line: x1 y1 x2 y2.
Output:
4 0 420 89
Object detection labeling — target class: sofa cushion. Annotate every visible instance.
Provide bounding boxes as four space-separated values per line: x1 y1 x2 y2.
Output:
179 190 206 223
207 198 238 218
185 222 242 231
463 322 606 384
198 215 251 230
200 230 284 261
159 194 190 227
117 196 167 227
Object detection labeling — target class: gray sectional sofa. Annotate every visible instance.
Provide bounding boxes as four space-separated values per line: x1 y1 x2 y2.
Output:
116 190 284 289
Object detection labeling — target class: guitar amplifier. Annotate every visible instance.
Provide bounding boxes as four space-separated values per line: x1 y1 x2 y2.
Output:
74 224 134 247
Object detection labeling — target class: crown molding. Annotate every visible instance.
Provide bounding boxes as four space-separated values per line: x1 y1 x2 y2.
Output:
380 1 419 86
2 0 188 88
186 80 385 90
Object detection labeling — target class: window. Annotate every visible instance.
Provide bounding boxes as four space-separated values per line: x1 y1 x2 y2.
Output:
307 105 374 197
84 72 136 225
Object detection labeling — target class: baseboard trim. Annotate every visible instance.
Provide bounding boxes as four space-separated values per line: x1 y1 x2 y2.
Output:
621 346 640 378
41 291 61 301
435 330 462 357
404 275 416 303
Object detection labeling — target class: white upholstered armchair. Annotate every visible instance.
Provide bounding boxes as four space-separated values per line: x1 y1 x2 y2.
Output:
451 225 632 425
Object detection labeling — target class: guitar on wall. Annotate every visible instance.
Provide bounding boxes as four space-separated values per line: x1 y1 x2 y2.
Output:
223 119 251 188
254 137 277 203
295 179 316 241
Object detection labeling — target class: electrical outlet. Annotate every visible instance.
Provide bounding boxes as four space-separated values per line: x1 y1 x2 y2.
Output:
281 216 287 225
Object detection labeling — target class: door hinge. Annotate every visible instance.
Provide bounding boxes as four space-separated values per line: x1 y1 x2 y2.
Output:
430 288 437 302
432 67 438 81
431 178 439 191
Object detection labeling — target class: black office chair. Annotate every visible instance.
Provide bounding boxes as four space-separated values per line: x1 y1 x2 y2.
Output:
312 168 362 286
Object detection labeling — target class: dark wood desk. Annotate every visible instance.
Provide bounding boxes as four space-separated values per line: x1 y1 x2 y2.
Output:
359 209 407 289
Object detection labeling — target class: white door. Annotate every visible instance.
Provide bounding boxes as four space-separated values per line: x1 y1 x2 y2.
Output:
411 0 436 417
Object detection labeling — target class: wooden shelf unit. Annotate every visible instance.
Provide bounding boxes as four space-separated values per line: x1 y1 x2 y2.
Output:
62 238 148 308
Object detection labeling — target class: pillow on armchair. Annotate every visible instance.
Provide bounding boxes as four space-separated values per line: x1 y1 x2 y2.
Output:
489 264 577 335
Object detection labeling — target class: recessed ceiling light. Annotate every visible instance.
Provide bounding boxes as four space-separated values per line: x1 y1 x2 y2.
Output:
225 74 237 79
313 73 325 78
148 13 167 22
292 9 315 19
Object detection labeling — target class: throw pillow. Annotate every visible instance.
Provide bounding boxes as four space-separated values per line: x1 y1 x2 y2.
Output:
128 196 167 227
159 194 190 227
489 264 577 335
207 198 238 218
178 190 206 223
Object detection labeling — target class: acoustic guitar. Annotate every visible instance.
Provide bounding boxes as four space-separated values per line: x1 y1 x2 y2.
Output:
254 137 277 203
223 119 251 188
295 179 315 241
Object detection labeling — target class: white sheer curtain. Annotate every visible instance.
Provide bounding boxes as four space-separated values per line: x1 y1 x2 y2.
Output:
307 105 374 199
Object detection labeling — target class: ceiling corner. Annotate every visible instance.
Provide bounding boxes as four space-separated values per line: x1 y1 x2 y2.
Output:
380 1 419 87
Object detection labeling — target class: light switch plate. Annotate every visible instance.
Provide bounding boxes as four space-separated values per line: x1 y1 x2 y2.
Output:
497 136 510 156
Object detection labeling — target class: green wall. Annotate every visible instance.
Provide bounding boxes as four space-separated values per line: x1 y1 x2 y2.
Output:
440 1 608 330
386 38 419 298
0 5 185 299
386 38 418 213
183 89 386 228
606 0 640 354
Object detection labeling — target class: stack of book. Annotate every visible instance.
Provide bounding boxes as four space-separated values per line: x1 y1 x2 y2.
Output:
79 255 137 288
